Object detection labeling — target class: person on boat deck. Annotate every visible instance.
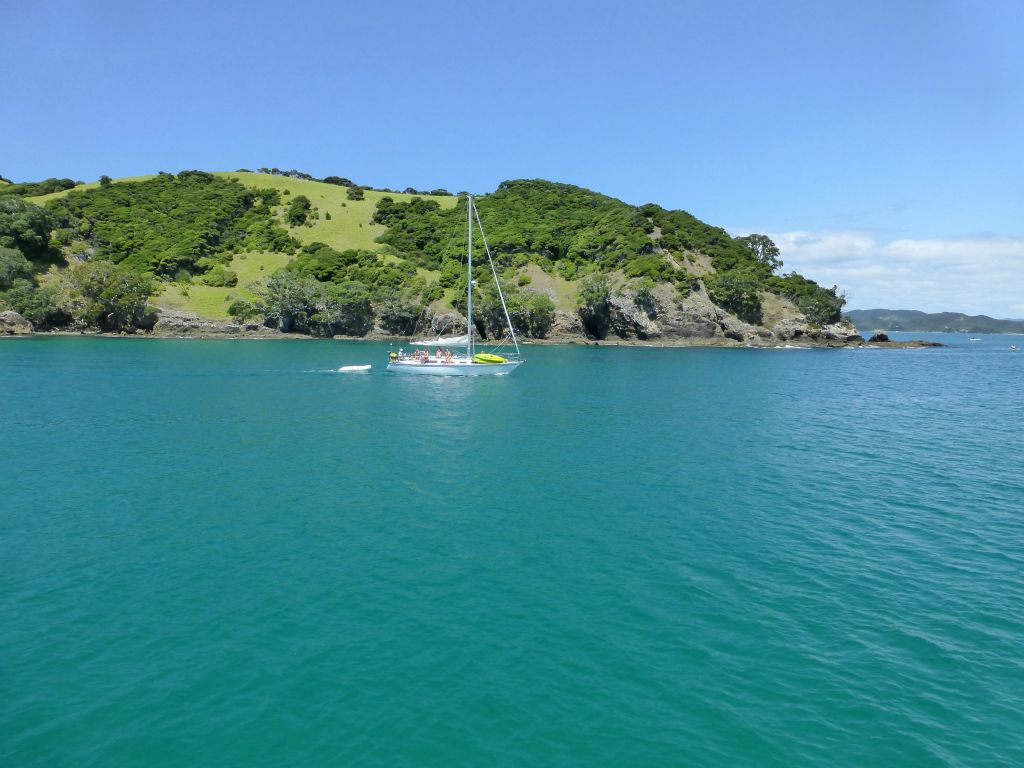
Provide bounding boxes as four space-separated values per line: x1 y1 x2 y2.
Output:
436 347 443 361
444 348 453 364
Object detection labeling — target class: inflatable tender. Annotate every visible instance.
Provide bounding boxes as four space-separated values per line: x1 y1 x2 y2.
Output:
472 353 506 364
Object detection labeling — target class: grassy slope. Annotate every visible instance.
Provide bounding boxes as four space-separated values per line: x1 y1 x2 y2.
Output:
30 172 458 320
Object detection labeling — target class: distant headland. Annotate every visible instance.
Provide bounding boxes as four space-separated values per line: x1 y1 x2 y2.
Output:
847 309 1024 335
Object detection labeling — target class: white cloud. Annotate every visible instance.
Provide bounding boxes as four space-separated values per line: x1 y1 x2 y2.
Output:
752 231 1024 319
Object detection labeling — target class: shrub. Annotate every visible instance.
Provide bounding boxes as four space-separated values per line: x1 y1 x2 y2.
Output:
768 272 846 326
376 289 423 335
527 292 555 337
311 281 374 336
199 267 238 287
0 197 53 262
0 246 33 290
632 276 656 309
577 273 611 308
346 187 364 201
576 273 612 339
287 195 312 226
707 269 763 325
555 259 577 280
0 177 76 197
227 298 260 322
438 258 464 288
0 279 71 328
798 288 845 326
63 260 156 331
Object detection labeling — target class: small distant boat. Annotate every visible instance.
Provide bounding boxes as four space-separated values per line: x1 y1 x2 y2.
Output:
339 364 372 372
1011 345 1020 353
969 337 982 341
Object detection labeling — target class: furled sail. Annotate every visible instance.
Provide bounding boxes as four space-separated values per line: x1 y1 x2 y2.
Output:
410 335 470 346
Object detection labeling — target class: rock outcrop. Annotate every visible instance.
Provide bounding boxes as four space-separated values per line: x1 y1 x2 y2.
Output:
0 310 33 335
151 309 270 337
541 281 866 346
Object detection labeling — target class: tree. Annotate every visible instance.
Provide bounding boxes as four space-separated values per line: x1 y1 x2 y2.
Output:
0 247 33 289
577 273 611 309
576 273 612 339
252 270 325 332
0 178 76 197
707 269 763 325
346 186 364 201
632 276 657 311
227 297 260 322
63 260 156 330
737 234 782 273
437 257 464 288
287 195 312 226
376 289 423 334
99 175 112 187
0 279 70 328
199 266 238 287
526 292 555 337
311 281 374 336
0 197 52 262
798 285 846 326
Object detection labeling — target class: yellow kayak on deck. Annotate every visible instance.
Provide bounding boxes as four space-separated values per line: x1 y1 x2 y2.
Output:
472 353 506 364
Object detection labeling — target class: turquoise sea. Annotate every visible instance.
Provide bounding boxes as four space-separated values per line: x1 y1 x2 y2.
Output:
2 334 1023 766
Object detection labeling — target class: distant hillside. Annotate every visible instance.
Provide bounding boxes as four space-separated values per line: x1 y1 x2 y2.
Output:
847 309 1024 334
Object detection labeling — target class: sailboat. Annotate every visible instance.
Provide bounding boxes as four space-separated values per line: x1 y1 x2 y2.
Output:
387 194 523 376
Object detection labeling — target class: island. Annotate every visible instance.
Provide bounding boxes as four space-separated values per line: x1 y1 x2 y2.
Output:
0 169 923 348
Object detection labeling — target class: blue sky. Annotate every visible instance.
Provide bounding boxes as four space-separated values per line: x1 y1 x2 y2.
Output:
2 0 1022 315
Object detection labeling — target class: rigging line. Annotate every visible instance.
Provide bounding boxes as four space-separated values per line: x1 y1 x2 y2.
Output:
439 216 461 265
472 200 521 356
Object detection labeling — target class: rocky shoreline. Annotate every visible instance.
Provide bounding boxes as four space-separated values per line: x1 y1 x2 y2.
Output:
1 307 943 349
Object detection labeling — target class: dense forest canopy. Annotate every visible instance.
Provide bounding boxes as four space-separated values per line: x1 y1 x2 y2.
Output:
373 179 845 325
44 171 296 277
0 177 79 197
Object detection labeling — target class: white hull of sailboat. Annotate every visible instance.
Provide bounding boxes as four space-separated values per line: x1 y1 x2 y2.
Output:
387 360 522 376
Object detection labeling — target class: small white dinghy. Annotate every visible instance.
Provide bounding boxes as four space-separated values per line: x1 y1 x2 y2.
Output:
338 364 372 372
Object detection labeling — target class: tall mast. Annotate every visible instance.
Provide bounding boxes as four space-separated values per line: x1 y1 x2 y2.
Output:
466 194 473 357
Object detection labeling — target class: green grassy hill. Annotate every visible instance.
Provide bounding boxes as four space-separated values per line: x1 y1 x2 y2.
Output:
26 172 456 319
4 169 847 338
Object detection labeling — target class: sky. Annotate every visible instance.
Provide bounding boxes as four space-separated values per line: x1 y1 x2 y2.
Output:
2 0 1022 316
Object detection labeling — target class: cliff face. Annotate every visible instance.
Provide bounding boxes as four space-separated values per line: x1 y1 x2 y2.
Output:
409 280 863 347
586 282 862 346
